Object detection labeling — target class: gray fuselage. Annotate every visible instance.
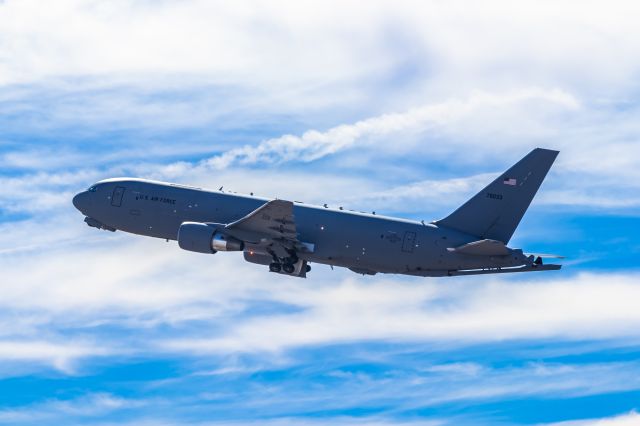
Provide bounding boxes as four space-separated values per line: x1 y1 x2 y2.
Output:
72 178 530 277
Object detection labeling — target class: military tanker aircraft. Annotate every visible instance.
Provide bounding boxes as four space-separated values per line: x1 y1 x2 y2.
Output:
73 148 562 278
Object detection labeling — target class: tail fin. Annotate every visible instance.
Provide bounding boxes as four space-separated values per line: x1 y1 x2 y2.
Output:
435 148 559 243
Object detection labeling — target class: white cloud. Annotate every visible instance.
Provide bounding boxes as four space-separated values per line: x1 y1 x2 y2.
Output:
30 85 620 213
0 198 638 362
0 0 394 87
0 393 147 424
133 361 640 422
341 173 493 215
0 340 112 373
2 0 640 213
1 0 640 137
1 208 640 372
162 272 640 353
544 411 640 426
1 0 639 95
201 88 578 170
0 2 639 423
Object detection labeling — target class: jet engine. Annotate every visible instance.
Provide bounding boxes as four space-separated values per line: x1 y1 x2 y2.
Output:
178 222 244 254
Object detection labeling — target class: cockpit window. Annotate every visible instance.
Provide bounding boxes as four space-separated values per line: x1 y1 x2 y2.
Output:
88 186 97 192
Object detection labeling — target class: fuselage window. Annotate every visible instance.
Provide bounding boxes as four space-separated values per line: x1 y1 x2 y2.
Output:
88 186 97 192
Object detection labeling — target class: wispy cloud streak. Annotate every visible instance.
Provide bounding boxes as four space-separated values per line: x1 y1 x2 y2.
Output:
203 89 578 169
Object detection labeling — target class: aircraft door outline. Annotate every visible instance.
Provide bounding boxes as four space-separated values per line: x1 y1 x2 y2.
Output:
402 231 416 253
111 186 125 207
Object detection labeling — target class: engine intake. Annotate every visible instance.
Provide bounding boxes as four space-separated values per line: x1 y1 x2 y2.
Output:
178 222 244 254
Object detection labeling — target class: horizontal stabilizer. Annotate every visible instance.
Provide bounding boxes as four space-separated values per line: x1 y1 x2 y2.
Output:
447 239 509 256
448 263 561 276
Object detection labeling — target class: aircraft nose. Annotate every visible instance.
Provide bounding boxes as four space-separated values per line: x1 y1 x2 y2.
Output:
72 191 90 213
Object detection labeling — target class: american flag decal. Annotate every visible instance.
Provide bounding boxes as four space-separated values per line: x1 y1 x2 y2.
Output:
503 177 517 186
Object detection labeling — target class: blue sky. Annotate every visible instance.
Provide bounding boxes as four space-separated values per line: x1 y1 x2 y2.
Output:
1 1 640 425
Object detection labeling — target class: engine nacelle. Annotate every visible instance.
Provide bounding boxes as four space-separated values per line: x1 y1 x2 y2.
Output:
177 222 244 254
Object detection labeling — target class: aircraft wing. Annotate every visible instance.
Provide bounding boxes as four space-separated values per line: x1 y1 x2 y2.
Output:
224 199 313 254
227 199 297 239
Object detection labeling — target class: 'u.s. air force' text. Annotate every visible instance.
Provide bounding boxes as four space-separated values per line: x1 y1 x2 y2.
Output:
135 194 176 205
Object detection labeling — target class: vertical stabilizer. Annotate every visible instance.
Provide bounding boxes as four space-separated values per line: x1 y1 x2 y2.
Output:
435 148 559 243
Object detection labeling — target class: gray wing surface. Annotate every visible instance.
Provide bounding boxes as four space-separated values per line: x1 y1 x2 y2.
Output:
225 199 304 250
226 199 313 277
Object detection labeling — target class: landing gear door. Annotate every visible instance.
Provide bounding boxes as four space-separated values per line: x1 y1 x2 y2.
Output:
111 186 125 207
